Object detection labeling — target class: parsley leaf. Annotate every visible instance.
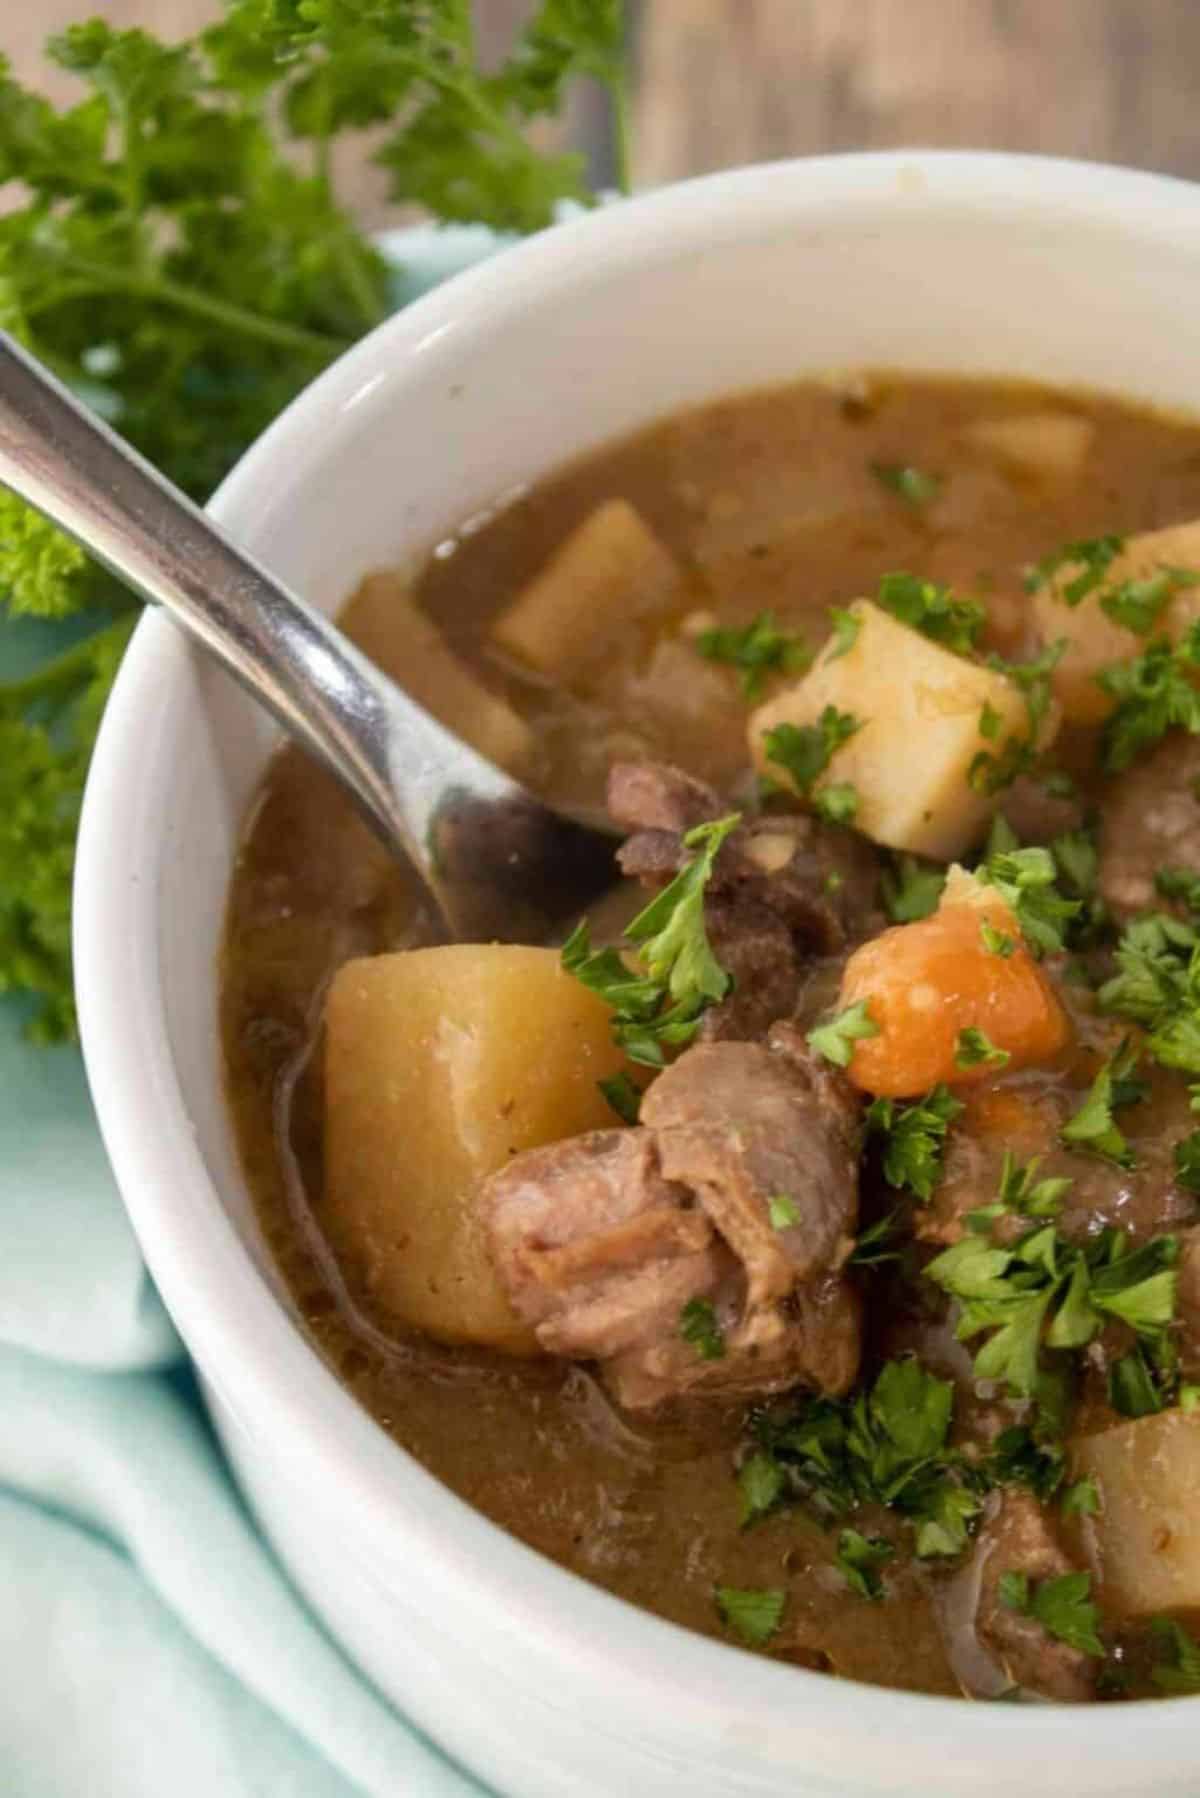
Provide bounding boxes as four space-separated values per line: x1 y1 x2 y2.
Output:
714 1585 786 1647
743 1357 985 1560
1028 534 1125 604
808 999 879 1068
866 1085 964 1200
1102 566 1197 635
1099 912 1200 1078
680 1297 725 1361
1061 1476 1101 1518
834 1528 894 1600
597 1071 642 1124
875 571 984 655
1098 624 1200 771
871 464 942 507
768 1193 801 1230
981 921 1016 957
1151 1618 1200 1694
955 1027 1011 1071
1000 1569 1103 1656
827 606 861 660
563 813 740 1067
969 641 1066 796
813 782 858 826
1175 1130 1200 1193
1061 1043 1143 1169
694 611 811 698
975 844 1079 957
764 705 861 794
880 855 946 923
1108 1344 1167 1417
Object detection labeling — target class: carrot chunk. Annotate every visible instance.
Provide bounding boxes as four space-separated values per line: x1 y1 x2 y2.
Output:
836 875 1070 1097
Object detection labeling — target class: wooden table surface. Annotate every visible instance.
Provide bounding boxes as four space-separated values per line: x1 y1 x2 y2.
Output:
9 1 1200 210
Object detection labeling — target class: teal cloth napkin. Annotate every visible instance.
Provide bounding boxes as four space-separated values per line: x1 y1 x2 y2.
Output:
0 227 506 1798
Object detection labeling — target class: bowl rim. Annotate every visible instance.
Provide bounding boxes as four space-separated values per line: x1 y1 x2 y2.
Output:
75 148 1200 1778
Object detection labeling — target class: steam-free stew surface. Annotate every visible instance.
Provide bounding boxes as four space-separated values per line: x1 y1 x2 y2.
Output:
222 375 1200 1697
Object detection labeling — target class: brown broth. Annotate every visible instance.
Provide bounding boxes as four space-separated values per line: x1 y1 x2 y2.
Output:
221 373 1200 1694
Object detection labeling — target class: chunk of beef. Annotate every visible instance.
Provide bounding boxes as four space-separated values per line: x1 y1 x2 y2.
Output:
920 1067 1198 1251
702 895 801 1043
481 1031 863 1410
641 1030 860 1297
608 760 880 1045
970 1492 1095 1701
607 760 725 836
998 774 1085 847
484 1129 721 1359
1098 732 1200 920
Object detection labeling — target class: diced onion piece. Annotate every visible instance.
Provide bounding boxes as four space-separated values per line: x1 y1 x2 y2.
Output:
1072 1411 1200 1617
836 867 1070 1097
1032 520 1200 725
491 499 679 678
749 601 1060 859
965 412 1094 482
323 945 632 1354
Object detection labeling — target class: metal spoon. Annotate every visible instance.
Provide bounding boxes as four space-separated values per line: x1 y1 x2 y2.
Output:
0 331 617 942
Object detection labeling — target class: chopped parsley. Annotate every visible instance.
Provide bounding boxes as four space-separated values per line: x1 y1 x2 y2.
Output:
808 999 879 1069
1028 534 1126 604
969 641 1066 796
680 1297 725 1362
993 1152 1072 1221
597 1072 642 1125
764 705 862 794
695 612 811 698
813 782 859 826
1108 1344 1168 1418
1175 1130 1200 1193
714 1585 786 1647
1102 566 1198 635
871 463 942 507
1061 1476 1101 1518
1000 1570 1103 1657
955 1027 1011 1072
880 855 946 923
848 1208 905 1268
875 572 985 655
1098 912 1200 1078
986 1426 1065 1503
768 1193 801 1230
562 813 740 1067
834 1528 894 1600
741 1356 983 1559
1151 1618 1200 1694
1156 866 1200 914
1098 623 1200 771
1061 1042 1145 1169
981 921 1016 957
925 1219 1178 1400
866 1085 964 1201
975 843 1080 957
827 606 861 660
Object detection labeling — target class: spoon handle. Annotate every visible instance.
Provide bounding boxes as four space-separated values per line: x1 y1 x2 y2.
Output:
0 329 512 881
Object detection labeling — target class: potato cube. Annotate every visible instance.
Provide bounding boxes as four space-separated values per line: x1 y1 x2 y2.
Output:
1032 520 1200 725
1072 1411 1200 1616
965 412 1094 482
491 499 680 678
748 600 1059 859
347 573 535 773
323 945 631 1354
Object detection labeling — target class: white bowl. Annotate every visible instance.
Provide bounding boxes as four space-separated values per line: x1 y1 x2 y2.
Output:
75 152 1200 1797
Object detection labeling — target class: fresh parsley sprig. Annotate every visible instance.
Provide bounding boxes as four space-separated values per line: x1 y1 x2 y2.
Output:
874 571 984 654
865 1084 963 1201
0 3 628 1038
1098 623 1200 771
694 611 811 698
562 813 740 1067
